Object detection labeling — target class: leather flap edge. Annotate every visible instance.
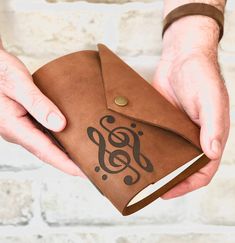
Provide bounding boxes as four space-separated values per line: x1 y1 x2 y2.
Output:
97 43 202 150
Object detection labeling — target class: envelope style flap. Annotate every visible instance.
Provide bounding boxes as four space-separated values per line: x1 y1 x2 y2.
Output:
97 44 201 150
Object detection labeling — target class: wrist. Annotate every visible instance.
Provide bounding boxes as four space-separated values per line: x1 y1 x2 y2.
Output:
161 15 219 61
163 0 226 17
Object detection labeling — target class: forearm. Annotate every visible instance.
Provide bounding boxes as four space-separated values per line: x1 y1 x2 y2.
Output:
162 0 227 59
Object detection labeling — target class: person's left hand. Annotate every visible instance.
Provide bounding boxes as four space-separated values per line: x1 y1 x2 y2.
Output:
152 16 230 199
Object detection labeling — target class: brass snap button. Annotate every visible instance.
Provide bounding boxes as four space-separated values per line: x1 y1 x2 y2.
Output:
114 96 128 107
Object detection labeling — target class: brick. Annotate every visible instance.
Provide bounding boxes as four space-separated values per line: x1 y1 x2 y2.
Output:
196 166 235 225
0 234 103 243
1 232 235 243
1 0 234 59
220 10 235 54
0 138 42 171
218 52 235 107
0 1 108 58
40 177 186 225
117 7 162 56
222 125 235 165
217 53 235 166
114 233 235 243
0 180 33 225
0 1 164 58
18 55 53 74
122 55 158 82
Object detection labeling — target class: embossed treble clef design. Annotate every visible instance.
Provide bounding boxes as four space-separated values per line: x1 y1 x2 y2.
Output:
101 116 153 172
87 115 154 186
87 126 140 185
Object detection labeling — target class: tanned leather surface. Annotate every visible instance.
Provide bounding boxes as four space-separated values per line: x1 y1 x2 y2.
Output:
32 44 210 216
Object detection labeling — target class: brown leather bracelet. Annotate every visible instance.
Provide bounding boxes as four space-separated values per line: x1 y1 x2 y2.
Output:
162 3 225 42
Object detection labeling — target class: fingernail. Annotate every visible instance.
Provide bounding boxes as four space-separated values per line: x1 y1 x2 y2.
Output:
211 139 221 156
47 112 64 130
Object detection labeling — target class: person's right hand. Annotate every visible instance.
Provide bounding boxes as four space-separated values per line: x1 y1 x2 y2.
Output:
0 43 86 178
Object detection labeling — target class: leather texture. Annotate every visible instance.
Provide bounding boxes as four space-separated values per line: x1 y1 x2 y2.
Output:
162 3 225 42
32 44 210 216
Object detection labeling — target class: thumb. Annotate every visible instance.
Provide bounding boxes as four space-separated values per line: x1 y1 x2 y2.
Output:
21 86 66 132
0 51 66 132
5 75 66 132
198 86 229 161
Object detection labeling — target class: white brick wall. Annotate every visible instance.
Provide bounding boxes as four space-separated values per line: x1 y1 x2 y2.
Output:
0 0 234 242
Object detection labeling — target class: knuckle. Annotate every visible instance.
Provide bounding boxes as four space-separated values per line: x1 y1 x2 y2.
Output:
0 61 9 90
0 115 8 133
30 139 52 164
20 136 45 161
34 151 45 162
0 122 14 143
185 179 196 191
34 147 51 164
201 177 211 187
28 90 45 113
0 133 14 143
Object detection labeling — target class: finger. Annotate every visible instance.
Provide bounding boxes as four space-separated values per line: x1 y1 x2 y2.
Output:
198 83 230 161
4 114 86 178
1 65 66 132
161 158 220 199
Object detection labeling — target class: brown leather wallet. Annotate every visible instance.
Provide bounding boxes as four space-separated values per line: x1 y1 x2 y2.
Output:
32 44 210 216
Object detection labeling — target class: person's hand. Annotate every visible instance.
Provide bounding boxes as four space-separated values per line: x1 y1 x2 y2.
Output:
0 42 86 177
152 16 230 199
